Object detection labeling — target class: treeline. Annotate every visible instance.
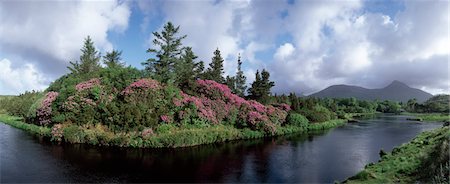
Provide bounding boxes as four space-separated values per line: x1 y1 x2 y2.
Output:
64 22 273 104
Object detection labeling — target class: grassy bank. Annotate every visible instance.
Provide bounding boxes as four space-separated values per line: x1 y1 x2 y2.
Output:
345 126 450 183
0 114 51 136
0 113 346 148
403 112 450 122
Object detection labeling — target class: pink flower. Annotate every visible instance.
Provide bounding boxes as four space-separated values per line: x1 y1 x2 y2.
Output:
36 91 59 126
51 124 63 141
75 78 101 91
160 115 173 123
121 78 160 96
278 103 291 111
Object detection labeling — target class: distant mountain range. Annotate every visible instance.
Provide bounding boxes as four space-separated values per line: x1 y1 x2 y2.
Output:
309 80 433 103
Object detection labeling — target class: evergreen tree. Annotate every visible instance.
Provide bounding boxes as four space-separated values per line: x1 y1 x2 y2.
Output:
68 36 101 74
103 50 125 68
195 60 205 79
248 69 275 104
142 22 186 83
175 47 198 85
248 70 262 100
234 54 247 97
226 75 236 92
205 48 225 83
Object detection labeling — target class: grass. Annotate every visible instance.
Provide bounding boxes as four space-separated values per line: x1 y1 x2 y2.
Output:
0 113 346 148
403 112 450 122
0 114 51 136
345 126 450 183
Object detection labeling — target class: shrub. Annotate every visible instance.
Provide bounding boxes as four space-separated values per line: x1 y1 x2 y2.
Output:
36 91 59 126
286 113 309 129
0 91 43 118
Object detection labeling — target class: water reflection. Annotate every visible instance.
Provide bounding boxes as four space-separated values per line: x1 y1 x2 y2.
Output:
0 115 442 183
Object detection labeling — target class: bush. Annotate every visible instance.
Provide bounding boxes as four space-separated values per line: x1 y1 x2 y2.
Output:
0 91 43 118
286 113 309 129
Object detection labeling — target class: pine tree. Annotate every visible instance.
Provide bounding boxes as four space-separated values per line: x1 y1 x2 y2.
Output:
175 47 198 85
248 70 262 100
142 22 186 84
68 36 101 74
226 75 236 92
234 54 247 97
195 61 205 79
248 69 275 104
103 50 125 68
205 48 225 83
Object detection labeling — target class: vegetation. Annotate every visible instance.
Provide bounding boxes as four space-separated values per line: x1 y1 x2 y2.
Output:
0 21 446 151
0 114 51 136
248 69 275 104
0 113 344 148
346 126 449 183
204 48 225 84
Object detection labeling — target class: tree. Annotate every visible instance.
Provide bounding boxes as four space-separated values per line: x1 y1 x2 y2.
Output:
248 69 275 104
195 60 205 79
406 98 417 112
103 50 125 68
234 54 247 97
68 36 101 74
226 75 236 92
175 47 199 86
142 22 186 84
205 48 225 83
248 70 262 100
261 69 275 95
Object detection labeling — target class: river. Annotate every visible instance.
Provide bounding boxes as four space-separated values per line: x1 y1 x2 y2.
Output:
0 114 442 183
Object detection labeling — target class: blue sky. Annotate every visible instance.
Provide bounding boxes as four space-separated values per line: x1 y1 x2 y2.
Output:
0 0 448 95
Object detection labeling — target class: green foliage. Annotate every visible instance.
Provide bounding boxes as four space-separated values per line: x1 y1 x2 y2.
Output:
68 36 101 74
103 49 125 68
298 104 336 123
346 126 450 183
376 100 401 113
307 119 346 131
204 48 225 83
286 113 309 129
142 22 187 84
234 54 247 97
0 114 51 136
175 47 202 87
225 75 236 93
248 69 275 104
0 91 43 118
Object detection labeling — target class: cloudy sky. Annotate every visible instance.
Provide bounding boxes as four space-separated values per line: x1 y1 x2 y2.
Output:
0 0 448 95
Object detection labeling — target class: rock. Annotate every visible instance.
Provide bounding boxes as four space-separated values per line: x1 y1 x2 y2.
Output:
443 120 450 127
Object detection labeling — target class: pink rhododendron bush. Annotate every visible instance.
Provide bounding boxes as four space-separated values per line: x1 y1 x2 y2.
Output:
173 79 290 134
29 77 291 136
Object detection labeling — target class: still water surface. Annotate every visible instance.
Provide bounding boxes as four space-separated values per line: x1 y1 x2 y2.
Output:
0 115 442 183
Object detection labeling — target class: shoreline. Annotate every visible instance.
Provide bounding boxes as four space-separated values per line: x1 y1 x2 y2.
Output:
0 113 346 148
345 125 449 183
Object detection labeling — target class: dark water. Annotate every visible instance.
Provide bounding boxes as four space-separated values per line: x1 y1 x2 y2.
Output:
0 115 442 183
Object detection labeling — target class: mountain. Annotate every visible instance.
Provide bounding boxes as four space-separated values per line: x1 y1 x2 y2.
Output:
309 80 433 103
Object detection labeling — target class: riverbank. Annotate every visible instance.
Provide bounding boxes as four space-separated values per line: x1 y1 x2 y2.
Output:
0 113 346 148
402 112 450 122
345 125 449 183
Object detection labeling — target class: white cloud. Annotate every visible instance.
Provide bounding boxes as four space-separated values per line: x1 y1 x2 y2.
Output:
0 0 131 92
143 0 288 78
270 0 449 95
0 58 49 95
274 43 295 61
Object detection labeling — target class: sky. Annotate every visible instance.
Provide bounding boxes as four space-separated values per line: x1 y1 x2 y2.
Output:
0 0 449 96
